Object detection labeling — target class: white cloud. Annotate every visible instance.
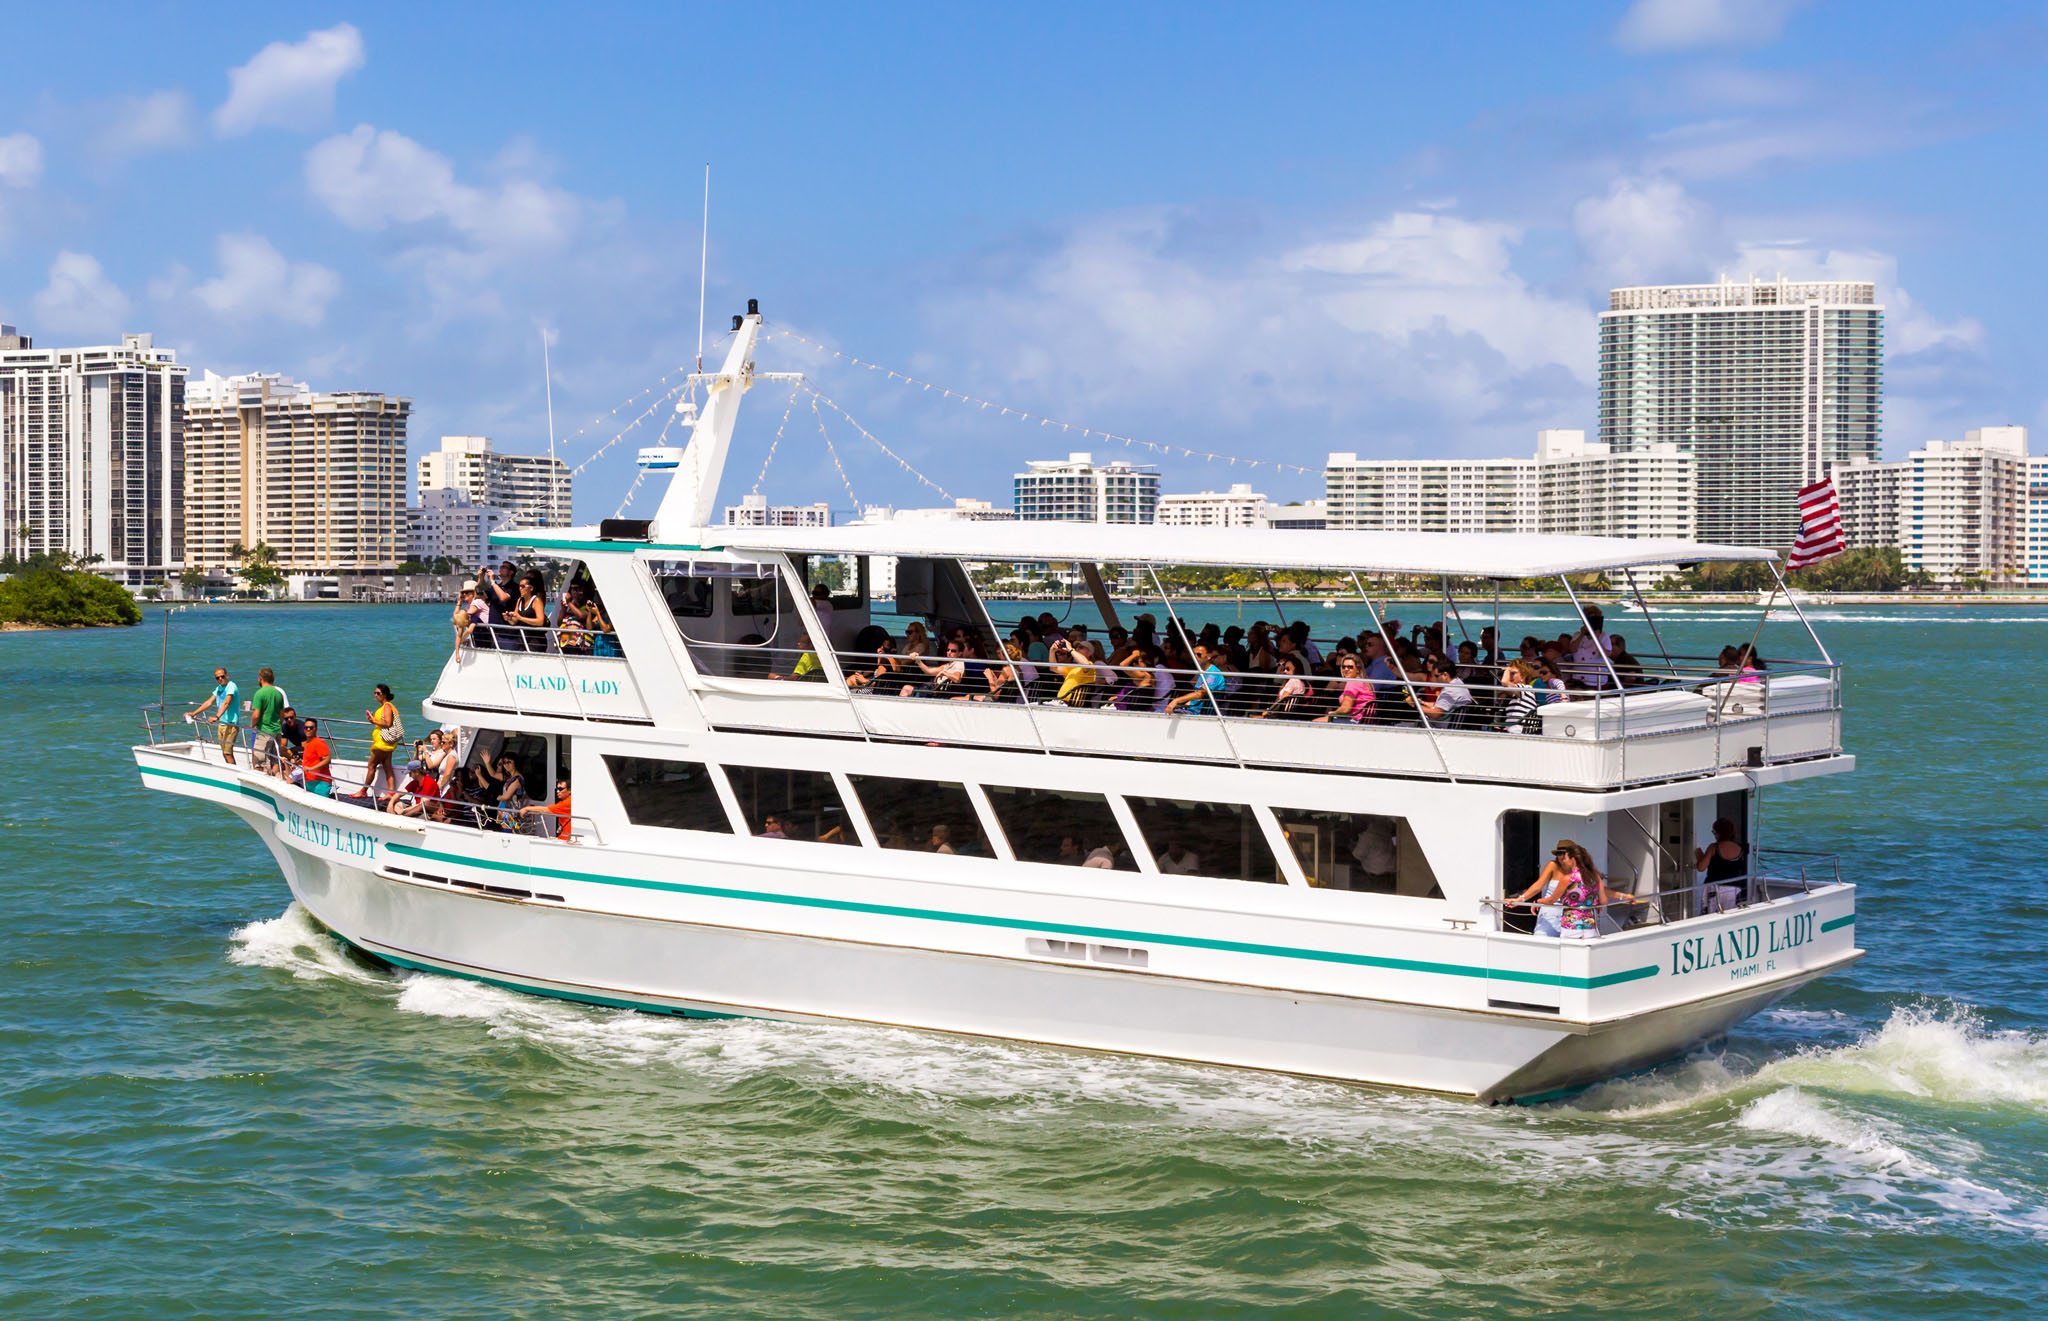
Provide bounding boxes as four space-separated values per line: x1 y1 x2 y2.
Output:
188 233 341 326
1728 241 1983 355
1573 175 1717 284
1615 0 1807 53
213 24 365 136
917 206 1596 461
304 124 580 249
92 91 198 157
32 252 131 336
0 132 42 187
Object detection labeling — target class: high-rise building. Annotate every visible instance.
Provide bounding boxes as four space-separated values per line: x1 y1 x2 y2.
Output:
415 435 572 531
1013 453 1159 523
1324 432 1695 544
408 487 509 570
0 327 187 585
1828 427 2029 584
722 494 833 527
1156 483 1268 528
184 371 410 574
1599 276 1883 547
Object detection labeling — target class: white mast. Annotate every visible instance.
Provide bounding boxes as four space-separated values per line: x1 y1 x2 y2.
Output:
650 310 762 535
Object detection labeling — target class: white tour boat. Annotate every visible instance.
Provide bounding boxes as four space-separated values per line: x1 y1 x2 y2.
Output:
136 308 1861 1102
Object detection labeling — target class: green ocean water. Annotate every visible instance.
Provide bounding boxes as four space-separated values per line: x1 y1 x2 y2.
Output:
4 600 2047 1318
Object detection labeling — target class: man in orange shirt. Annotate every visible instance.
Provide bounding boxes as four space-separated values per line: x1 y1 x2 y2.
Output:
520 777 573 839
301 718 333 797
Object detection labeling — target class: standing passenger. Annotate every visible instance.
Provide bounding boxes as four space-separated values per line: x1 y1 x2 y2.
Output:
186 666 243 765
248 668 286 771
364 683 400 800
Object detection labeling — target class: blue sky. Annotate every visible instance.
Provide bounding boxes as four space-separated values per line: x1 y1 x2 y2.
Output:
2 1 2043 518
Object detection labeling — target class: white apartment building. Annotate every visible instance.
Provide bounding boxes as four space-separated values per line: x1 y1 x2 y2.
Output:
416 435 571 532
2026 456 2048 585
1533 430 1696 540
408 487 509 570
184 371 411 575
1265 499 1327 530
723 494 834 528
1829 427 2030 585
1600 276 1883 547
1324 455 1534 534
852 499 1014 596
0 326 187 585
1324 432 1695 544
1156 483 1268 528
1013 453 1159 524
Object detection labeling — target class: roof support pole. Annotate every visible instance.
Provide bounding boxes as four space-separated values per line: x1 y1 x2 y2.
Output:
1622 568 1676 677
1146 562 1245 770
1347 569 1454 783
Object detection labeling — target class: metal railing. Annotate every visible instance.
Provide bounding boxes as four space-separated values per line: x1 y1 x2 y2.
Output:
655 638 1841 786
1487 852 1841 936
460 620 624 657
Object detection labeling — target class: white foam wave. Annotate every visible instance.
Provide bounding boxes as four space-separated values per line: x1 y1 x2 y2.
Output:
1765 1006 2048 1107
227 903 386 985
1735 1086 1935 1175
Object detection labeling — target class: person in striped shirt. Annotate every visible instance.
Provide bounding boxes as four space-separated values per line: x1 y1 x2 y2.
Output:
1495 660 1542 734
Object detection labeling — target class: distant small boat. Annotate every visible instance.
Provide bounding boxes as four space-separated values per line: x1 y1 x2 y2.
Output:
1321 600 1335 609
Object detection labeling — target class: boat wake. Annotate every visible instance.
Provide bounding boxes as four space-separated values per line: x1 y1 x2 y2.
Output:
227 902 388 986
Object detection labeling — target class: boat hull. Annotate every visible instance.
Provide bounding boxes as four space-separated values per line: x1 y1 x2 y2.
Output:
276 838 1838 1104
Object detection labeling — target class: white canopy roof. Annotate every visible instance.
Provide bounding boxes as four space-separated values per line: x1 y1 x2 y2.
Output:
513 521 1776 578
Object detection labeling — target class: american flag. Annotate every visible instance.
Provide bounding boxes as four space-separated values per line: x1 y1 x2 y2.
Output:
1786 477 1845 570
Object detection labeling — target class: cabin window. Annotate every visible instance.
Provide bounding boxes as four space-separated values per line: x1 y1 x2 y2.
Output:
724 765 857 844
1270 807 1443 898
467 730 550 805
791 553 869 611
1121 796 1281 884
981 785 1137 870
603 755 734 834
846 774 993 857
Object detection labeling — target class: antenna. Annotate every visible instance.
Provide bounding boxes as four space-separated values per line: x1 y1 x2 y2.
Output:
696 163 710 374
541 326 557 465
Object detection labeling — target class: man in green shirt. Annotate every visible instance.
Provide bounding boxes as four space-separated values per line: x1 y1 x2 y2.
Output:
249 667 287 772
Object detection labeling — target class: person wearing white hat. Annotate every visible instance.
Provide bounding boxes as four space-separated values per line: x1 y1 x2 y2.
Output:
453 581 481 654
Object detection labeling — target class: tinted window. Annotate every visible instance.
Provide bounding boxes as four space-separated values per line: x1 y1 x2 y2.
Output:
847 774 992 857
604 756 733 833
1123 797 1281 884
982 785 1135 870
1272 807 1444 899
725 765 857 844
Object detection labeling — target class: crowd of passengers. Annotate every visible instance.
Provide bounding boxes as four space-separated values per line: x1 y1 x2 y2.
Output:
452 560 620 655
822 606 1773 733
185 665 576 839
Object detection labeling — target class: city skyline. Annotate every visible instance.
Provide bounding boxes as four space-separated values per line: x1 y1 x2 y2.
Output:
1 4 2043 519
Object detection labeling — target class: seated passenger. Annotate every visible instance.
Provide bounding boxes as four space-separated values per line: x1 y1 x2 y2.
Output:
1413 656 1474 723
1164 644 1225 715
1157 841 1201 875
902 640 968 697
1047 637 1096 706
1147 644 1178 713
518 776 573 839
928 823 956 855
772 632 826 681
1311 655 1374 724
1254 654 1310 719
1495 661 1542 733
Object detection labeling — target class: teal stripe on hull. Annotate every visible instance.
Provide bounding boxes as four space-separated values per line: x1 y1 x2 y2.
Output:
146 757 1684 992
1820 913 1855 933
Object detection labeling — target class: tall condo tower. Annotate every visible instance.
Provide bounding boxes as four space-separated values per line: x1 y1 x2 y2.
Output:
0 327 187 585
184 371 411 575
1599 276 1883 547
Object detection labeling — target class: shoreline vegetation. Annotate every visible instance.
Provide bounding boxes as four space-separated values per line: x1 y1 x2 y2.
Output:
0 558 142 630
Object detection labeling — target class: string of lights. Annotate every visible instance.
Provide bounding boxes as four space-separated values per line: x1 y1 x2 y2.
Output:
751 382 805 496
568 381 690 478
801 384 955 501
766 325 1316 476
809 397 863 508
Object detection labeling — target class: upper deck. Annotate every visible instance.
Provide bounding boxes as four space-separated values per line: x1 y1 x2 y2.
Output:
427 521 1848 795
